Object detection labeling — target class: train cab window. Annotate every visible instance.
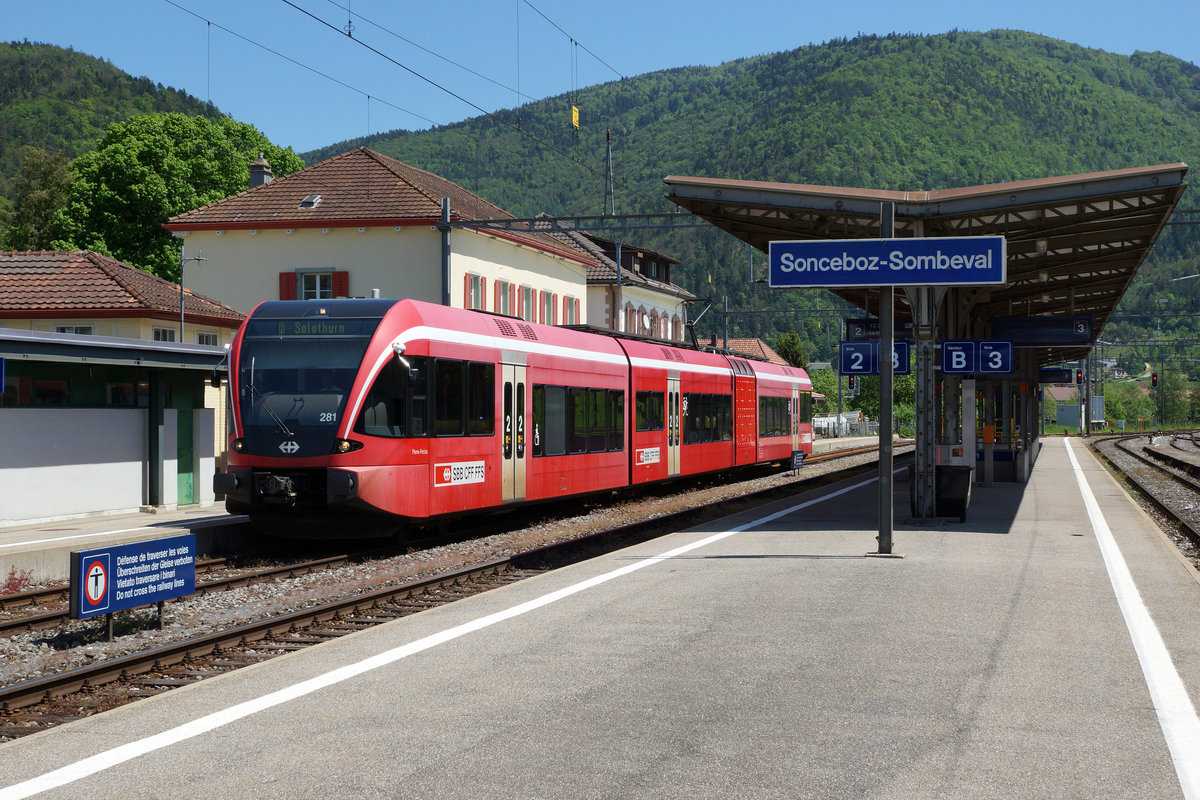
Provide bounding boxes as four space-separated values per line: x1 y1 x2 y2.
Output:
355 355 429 438
636 391 664 431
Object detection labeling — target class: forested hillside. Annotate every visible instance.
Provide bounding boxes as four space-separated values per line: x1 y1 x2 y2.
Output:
5 31 1200 378
306 30 1200 366
0 41 219 199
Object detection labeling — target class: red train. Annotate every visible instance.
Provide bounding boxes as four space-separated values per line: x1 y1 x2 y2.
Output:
214 298 814 538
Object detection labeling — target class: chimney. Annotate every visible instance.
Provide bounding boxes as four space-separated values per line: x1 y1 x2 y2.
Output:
249 153 273 188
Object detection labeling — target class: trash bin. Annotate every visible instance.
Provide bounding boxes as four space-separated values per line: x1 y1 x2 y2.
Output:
935 465 973 523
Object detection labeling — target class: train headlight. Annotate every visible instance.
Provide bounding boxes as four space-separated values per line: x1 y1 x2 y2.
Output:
232 438 246 452
332 438 364 454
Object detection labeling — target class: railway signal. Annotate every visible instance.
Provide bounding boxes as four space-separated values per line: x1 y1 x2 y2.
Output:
1075 368 1083 385
847 375 856 392
1152 372 1158 388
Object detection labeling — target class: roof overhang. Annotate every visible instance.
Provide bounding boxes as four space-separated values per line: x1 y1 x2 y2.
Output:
665 164 1188 365
0 328 227 371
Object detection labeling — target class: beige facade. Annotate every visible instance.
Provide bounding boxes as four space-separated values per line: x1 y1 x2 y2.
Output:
176 224 590 323
2 316 233 347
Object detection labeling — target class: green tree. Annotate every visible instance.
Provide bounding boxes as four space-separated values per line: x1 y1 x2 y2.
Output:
53 113 304 279
1 146 73 250
1163 369 1189 425
775 332 808 369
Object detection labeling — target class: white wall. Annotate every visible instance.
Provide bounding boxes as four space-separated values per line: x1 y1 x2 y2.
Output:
0 409 179 525
194 407 216 505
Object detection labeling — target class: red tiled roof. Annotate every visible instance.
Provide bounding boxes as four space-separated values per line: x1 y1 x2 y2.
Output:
165 148 593 266
722 337 789 366
0 250 244 325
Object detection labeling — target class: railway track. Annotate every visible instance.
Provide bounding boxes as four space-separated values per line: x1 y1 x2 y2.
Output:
0 441 889 637
1090 433 1200 555
0 443 905 737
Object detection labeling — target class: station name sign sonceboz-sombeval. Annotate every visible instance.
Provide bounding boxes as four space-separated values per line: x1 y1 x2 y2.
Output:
769 236 1007 288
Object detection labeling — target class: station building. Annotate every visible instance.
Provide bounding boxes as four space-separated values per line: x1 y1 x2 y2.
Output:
164 148 694 341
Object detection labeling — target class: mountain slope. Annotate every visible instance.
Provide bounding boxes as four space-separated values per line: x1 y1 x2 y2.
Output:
0 40 220 200
302 31 1200 356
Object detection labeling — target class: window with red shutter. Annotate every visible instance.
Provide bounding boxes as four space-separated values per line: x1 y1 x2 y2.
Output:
332 270 349 298
279 272 297 300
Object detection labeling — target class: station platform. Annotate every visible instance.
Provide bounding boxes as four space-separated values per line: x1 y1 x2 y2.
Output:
0 508 251 584
0 436 889 584
4 437 1199 799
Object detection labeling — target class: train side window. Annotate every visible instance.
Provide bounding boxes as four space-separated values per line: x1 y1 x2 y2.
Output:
434 359 465 436
568 388 587 454
718 394 732 441
543 386 567 455
588 388 608 453
609 390 625 451
636 391 664 431
799 391 812 422
467 362 495 436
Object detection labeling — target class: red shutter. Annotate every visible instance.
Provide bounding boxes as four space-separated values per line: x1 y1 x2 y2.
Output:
463 274 471 309
574 298 580 324
480 277 487 311
510 285 516 316
494 281 501 311
332 270 349 298
552 293 558 325
279 272 297 300
562 296 568 324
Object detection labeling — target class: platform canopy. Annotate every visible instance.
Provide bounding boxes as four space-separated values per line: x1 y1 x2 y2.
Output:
665 164 1188 364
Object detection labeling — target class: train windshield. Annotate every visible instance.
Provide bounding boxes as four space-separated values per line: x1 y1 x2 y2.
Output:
236 317 379 455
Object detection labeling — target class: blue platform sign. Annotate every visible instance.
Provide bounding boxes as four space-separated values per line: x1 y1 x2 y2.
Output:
941 340 1014 375
770 236 1006 288
70 534 196 619
979 341 1013 374
941 341 977 374
839 341 875 374
839 340 911 376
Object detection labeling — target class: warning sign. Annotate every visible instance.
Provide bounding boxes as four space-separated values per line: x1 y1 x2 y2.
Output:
70 534 196 620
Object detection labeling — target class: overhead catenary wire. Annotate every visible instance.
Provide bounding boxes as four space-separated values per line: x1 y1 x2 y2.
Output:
278 0 672 212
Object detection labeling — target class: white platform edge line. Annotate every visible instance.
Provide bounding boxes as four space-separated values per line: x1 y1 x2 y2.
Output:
1065 437 1200 799
0 475 877 800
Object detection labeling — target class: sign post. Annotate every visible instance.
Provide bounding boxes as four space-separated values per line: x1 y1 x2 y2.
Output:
878 203 895 556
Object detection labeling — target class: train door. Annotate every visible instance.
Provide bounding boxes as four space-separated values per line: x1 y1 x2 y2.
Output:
668 375 681 476
502 364 527 502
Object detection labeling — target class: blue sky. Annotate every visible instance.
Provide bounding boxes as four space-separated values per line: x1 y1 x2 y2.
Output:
9 0 1200 154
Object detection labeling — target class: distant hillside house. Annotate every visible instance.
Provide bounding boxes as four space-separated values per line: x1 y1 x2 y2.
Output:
165 148 605 325
547 225 695 341
0 250 242 346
